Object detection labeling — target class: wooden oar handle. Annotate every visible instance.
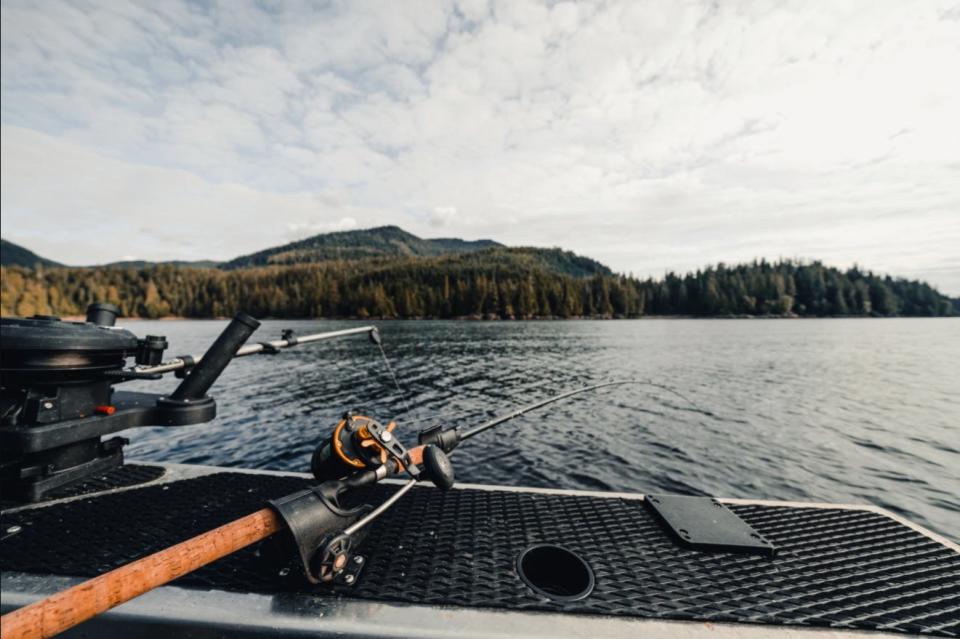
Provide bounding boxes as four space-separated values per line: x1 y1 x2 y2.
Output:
0 508 281 639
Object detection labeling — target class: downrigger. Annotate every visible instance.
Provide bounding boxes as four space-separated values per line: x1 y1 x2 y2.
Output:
0 303 381 503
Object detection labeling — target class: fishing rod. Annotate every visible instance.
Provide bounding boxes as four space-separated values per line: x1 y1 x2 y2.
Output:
0 381 650 639
388 376 700 431
423 379 698 448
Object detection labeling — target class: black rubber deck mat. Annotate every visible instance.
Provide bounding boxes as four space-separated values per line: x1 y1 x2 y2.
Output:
1 472 958 636
0 464 166 509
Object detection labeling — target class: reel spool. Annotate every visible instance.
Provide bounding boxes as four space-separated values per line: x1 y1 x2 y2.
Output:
311 413 405 481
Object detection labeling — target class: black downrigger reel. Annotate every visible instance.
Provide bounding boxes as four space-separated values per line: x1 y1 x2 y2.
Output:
0 304 260 503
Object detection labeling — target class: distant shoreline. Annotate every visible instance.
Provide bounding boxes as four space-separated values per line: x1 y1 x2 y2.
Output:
7 252 955 319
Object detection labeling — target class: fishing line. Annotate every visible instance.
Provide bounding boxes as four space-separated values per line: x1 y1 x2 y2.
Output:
376 340 414 417
630 379 704 415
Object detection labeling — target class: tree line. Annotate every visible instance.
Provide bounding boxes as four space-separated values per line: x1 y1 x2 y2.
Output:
1 251 954 319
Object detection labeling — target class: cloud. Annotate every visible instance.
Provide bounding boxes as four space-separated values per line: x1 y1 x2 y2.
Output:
430 206 458 227
1 0 959 292
0 126 393 262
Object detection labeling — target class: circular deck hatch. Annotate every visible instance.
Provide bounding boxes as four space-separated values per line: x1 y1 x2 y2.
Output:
516 544 595 601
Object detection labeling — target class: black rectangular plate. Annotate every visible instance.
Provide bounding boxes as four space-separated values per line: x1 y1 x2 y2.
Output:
645 494 777 557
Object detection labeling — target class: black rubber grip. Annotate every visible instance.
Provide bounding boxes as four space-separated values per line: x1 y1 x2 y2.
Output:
170 313 260 400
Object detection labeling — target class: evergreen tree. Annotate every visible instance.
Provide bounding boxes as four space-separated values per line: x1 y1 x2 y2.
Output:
1 257 954 320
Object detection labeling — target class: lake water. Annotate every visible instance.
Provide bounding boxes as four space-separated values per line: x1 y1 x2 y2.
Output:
122 318 959 540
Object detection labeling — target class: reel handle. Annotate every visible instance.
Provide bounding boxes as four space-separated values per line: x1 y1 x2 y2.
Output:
421 446 455 490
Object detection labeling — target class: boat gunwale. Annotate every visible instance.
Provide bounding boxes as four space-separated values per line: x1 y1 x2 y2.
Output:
0 570 922 639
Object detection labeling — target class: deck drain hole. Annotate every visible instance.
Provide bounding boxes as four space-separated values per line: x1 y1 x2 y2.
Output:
516 544 595 602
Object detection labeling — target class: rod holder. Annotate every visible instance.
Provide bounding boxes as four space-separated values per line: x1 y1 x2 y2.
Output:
170 312 260 401
86 303 120 327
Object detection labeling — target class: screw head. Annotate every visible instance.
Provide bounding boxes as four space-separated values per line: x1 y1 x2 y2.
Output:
381 431 393 442
6 525 22 534
42 402 54 410
354 555 364 564
344 574 356 585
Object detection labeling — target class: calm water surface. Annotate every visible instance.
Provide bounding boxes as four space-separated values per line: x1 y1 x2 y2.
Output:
123 319 959 539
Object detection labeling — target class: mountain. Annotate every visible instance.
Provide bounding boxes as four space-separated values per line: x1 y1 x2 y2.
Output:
0 239 62 268
446 246 611 277
0 226 607 278
0 238 220 269
1 229 954 319
220 225 502 269
98 259 221 269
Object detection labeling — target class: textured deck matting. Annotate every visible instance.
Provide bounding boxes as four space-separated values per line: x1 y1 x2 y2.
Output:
0 464 166 510
1 471 958 636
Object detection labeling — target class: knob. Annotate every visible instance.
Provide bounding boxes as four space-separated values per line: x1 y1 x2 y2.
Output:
422 445 455 490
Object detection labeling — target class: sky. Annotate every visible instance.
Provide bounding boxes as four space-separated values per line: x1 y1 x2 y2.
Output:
2 0 959 293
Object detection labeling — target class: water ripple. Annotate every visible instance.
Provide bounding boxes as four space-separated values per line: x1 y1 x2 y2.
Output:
122 318 960 540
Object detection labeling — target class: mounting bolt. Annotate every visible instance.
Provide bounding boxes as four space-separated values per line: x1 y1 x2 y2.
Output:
344 574 356 585
354 555 364 564
42 402 54 410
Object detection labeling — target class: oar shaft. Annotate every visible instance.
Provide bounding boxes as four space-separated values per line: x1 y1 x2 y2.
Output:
0 508 281 639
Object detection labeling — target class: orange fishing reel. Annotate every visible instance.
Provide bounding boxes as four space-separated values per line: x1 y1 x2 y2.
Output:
269 412 454 587
311 412 419 481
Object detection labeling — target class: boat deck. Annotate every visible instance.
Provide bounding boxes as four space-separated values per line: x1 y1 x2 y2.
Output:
2 463 958 638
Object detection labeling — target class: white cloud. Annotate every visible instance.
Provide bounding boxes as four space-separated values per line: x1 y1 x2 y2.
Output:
430 205 458 227
0 126 395 262
1 0 959 293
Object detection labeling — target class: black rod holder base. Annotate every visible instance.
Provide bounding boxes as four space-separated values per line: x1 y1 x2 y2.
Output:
268 483 372 584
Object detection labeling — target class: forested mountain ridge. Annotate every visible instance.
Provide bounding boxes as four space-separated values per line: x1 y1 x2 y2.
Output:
220 225 502 269
0 238 62 268
1 252 954 319
100 259 221 269
1 238 218 269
